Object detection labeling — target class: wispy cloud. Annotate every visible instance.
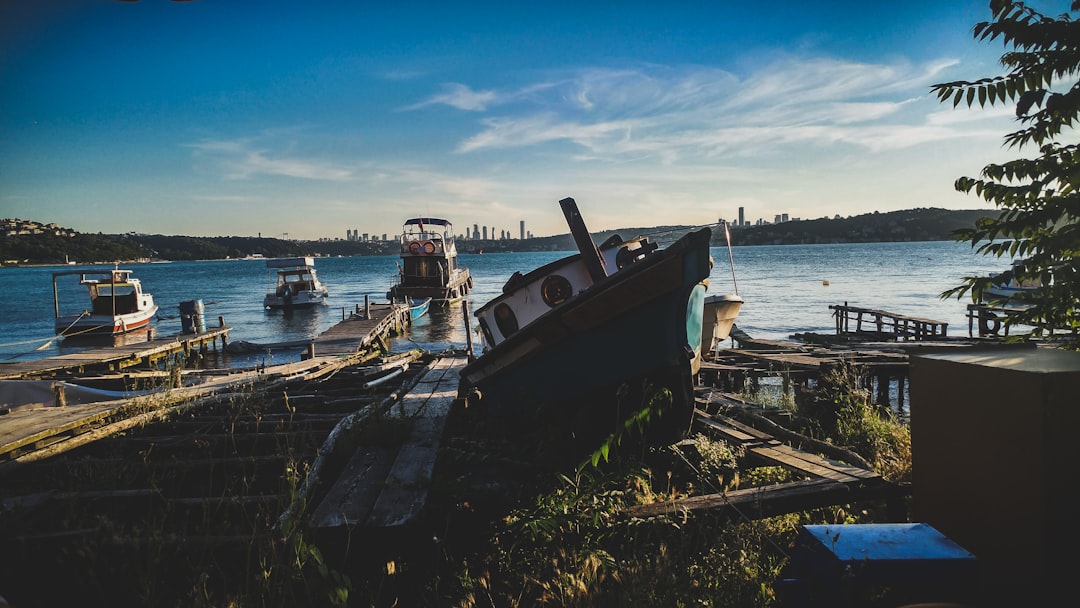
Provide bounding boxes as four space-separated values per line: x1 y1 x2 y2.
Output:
188 138 356 181
423 57 1006 164
404 83 498 111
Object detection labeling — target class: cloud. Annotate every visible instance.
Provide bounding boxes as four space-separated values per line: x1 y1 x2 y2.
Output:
188 138 355 182
421 57 1002 165
405 83 498 111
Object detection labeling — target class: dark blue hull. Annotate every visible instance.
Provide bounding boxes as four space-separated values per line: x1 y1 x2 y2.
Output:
459 228 713 452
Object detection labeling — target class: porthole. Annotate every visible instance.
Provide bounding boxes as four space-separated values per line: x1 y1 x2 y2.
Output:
493 303 519 338
540 275 573 307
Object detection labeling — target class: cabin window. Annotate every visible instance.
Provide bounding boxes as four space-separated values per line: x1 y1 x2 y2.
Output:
478 319 495 347
540 275 573 307
493 303 519 338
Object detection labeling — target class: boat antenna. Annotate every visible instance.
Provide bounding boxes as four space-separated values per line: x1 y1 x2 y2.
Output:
723 220 739 295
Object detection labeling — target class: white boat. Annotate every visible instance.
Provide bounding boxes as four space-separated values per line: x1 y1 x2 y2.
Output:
52 267 158 337
387 218 473 304
980 260 1041 307
263 257 329 309
703 294 744 352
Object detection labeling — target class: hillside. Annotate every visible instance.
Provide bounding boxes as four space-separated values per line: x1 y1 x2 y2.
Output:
0 207 993 265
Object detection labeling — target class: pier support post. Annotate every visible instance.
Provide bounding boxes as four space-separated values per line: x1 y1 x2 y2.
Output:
365 295 371 320
54 383 66 407
462 300 475 362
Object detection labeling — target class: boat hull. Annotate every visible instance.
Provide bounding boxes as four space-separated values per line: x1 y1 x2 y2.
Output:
459 228 713 455
55 305 159 337
263 290 328 309
703 293 743 350
388 269 472 303
408 297 432 320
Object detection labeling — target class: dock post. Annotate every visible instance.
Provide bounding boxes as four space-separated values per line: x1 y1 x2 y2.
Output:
307 343 316 360
365 295 371 320
54 383 66 407
462 300 475 362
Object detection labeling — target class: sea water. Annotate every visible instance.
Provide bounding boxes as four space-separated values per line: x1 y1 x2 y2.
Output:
0 240 1009 365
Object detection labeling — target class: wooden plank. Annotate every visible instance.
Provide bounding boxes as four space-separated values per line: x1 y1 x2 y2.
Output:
748 444 868 482
626 477 888 520
309 445 398 529
365 357 464 529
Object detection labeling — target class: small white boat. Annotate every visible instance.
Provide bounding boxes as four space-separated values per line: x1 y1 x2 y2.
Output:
52 267 158 337
980 260 1041 307
263 257 329 309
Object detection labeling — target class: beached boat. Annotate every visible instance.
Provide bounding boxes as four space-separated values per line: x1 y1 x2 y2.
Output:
408 296 432 320
263 257 329 309
703 294 743 351
52 267 159 337
386 218 473 304
459 197 716 455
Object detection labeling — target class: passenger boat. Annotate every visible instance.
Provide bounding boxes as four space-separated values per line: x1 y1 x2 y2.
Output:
387 218 473 304
408 296 432 320
263 257 329 309
458 197 718 456
52 267 159 337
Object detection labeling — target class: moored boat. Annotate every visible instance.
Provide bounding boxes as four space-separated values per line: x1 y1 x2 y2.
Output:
408 296 432 320
458 197 717 458
52 267 159 337
263 257 329 309
979 259 1041 307
387 218 473 304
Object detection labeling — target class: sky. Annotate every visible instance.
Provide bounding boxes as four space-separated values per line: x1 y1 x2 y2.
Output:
1 1 1075 241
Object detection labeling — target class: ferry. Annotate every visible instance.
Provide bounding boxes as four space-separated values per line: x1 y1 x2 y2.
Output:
387 218 473 304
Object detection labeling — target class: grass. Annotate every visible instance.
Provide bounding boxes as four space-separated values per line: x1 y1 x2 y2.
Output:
0 356 913 607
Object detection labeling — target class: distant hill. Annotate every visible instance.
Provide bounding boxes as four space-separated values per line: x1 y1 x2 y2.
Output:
727 207 993 246
0 207 994 265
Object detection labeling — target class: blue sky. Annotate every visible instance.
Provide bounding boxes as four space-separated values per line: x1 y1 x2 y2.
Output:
1 1 1073 240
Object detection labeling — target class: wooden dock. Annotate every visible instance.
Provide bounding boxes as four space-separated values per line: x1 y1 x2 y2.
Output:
0 324 232 380
310 355 466 532
625 395 906 522
0 302 412 464
830 302 948 341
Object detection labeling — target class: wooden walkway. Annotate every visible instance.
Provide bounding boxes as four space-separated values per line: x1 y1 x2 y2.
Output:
829 302 948 341
625 395 905 521
0 303 412 464
310 355 466 531
0 325 232 380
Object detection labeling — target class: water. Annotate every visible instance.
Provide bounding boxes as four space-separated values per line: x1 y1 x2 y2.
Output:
0 241 1008 366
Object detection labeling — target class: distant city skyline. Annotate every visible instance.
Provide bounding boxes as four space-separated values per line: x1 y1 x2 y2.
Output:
4 2 1072 239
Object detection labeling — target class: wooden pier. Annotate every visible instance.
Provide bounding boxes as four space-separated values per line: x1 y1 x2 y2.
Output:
625 394 906 522
700 333 912 411
309 355 466 533
0 302 412 464
0 323 232 380
830 302 948 341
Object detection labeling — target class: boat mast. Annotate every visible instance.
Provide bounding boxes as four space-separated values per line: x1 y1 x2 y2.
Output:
559 197 607 282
